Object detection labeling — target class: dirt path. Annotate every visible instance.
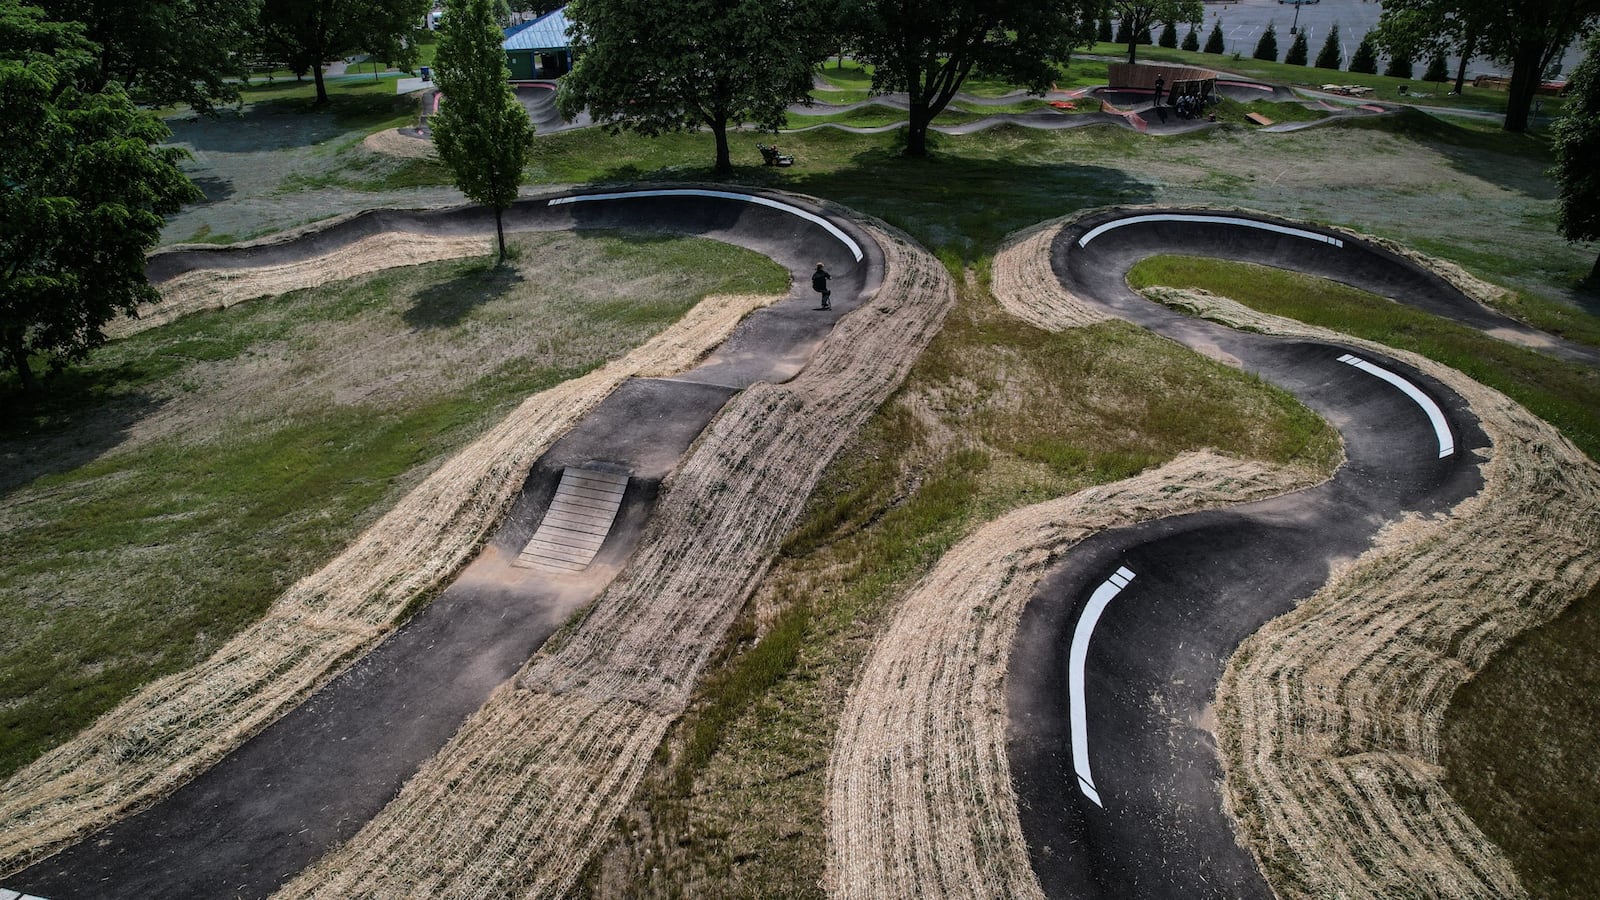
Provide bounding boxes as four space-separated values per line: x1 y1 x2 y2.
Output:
266 225 952 897
0 264 786 875
825 451 1323 900
1151 286 1600 898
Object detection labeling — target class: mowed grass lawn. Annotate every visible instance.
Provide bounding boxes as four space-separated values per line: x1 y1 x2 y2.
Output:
0 232 786 780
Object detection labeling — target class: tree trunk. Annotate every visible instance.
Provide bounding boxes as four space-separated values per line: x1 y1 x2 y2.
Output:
711 120 732 175
1503 40 1544 132
312 62 329 105
1127 36 1139 65
904 97 931 157
495 205 507 263
1453 28 1477 95
7 332 38 393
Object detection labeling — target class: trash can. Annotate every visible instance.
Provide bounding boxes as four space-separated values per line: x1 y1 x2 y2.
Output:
420 66 431 82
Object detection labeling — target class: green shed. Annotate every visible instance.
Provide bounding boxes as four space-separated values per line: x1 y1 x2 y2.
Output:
504 6 573 81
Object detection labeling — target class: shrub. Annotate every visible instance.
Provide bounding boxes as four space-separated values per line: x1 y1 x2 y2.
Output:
1159 21 1178 48
1182 26 1200 52
1349 33 1379 74
1385 51 1414 79
1205 21 1225 54
1315 25 1342 70
1424 52 1449 83
1253 23 1279 62
1098 17 1113 43
1285 31 1309 66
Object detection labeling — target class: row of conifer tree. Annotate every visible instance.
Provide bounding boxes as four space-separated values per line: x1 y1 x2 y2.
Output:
1099 19 1453 81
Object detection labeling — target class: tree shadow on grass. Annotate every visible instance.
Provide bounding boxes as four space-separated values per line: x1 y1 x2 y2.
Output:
560 128 1159 264
404 261 526 329
789 138 1159 261
1347 110 1557 200
165 94 413 154
0 369 165 499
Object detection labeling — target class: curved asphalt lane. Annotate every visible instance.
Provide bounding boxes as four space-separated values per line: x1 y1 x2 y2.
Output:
1005 209 1519 897
5 188 884 899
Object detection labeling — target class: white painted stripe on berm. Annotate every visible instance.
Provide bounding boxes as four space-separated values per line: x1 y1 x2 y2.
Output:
1068 566 1137 808
549 189 866 262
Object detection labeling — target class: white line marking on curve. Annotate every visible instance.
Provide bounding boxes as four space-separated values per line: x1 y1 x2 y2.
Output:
1076 213 1345 250
1337 354 1455 458
548 189 865 261
1069 565 1136 808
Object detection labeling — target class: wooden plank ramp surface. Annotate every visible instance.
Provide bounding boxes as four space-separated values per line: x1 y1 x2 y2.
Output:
515 468 629 572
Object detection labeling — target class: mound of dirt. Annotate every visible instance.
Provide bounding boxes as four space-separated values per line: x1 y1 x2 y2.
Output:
360 127 439 161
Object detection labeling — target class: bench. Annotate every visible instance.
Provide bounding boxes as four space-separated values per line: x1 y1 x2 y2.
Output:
758 143 794 167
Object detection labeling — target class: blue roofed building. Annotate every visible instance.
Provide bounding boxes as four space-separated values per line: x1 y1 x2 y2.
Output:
503 6 573 80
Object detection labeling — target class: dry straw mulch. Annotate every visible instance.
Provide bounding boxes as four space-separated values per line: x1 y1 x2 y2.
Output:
825 451 1323 900
108 232 491 339
0 261 788 874
1152 287 1600 898
272 225 955 897
989 218 1109 331
361 127 440 161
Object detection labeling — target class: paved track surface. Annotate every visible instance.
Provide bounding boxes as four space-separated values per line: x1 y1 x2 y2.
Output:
6 188 883 899
1004 208 1560 897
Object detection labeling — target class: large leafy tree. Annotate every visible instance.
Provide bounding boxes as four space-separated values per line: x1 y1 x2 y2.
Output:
848 0 1097 157
558 0 827 175
1552 33 1600 283
1110 0 1202 64
256 0 431 105
1 1 200 391
1478 0 1598 132
433 0 533 261
36 0 261 114
1375 1 1492 97
1378 0 1599 132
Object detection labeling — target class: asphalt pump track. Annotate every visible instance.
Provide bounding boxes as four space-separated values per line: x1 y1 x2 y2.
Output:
4 188 884 899
1004 209 1593 897
8 200 1587 899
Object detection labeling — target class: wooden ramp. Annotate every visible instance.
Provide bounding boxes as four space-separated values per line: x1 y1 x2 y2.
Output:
515 468 629 572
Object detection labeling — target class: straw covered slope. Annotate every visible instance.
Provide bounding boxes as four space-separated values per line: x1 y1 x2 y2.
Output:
825 450 1321 899
0 261 787 875
274 224 955 896
822 222 1325 898
1150 287 1600 898
109 232 492 338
